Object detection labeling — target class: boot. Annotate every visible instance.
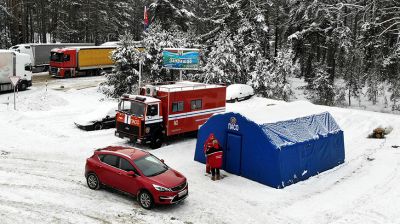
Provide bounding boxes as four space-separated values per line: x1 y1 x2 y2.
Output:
216 174 221 180
206 164 211 174
211 176 216 181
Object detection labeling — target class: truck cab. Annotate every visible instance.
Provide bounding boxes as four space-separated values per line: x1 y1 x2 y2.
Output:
115 94 164 149
0 50 32 92
49 48 77 77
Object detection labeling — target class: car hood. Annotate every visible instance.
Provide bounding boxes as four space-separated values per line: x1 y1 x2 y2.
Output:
147 168 185 188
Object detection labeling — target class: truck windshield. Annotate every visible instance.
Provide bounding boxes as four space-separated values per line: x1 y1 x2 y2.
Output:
119 100 145 117
50 52 63 62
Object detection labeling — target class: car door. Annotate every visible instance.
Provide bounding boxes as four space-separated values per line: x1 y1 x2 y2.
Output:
114 157 142 195
97 154 120 188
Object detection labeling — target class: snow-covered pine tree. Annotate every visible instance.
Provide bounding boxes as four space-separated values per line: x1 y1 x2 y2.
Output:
149 0 195 32
142 22 196 82
250 55 272 97
200 31 241 84
197 0 270 86
305 64 335 106
270 49 297 101
250 49 296 101
389 80 400 111
100 34 143 98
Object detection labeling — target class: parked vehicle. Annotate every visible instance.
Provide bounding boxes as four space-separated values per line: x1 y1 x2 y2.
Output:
85 146 188 209
226 84 254 102
9 43 94 73
49 46 116 78
115 81 226 149
74 105 117 131
0 50 32 92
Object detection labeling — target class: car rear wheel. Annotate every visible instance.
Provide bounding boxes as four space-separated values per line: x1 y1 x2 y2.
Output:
94 123 103 130
86 173 100 190
138 191 154 209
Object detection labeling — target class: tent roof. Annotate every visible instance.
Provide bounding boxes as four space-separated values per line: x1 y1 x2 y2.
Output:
260 112 342 149
226 98 331 124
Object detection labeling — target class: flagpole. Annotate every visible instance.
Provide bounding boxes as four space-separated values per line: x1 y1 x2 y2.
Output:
140 6 148 93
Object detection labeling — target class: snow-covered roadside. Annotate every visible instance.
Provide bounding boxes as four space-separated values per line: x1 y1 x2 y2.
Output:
1 81 400 224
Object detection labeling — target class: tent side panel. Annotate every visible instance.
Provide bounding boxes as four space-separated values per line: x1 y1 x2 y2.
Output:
239 121 281 188
279 132 345 187
279 144 304 187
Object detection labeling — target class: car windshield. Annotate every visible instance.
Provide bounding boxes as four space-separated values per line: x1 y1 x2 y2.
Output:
50 52 63 62
134 155 168 177
119 100 145 117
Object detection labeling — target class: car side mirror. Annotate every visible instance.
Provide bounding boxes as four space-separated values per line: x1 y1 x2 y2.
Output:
160 159 165 163
127 171 137 177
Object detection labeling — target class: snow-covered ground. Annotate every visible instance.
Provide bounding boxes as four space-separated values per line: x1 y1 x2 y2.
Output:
1 78 400 224
290 77 400 114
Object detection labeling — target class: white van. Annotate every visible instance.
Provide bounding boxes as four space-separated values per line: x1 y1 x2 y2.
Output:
0 50 32 92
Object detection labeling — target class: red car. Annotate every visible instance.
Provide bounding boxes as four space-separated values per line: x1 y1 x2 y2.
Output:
85 146 188 209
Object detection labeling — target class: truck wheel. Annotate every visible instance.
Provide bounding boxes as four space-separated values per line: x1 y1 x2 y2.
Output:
19 82 27 91
150 133 164 149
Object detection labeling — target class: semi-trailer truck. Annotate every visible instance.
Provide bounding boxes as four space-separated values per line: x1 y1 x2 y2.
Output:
9 43 94 73
0 50 32 92
49 46 117 78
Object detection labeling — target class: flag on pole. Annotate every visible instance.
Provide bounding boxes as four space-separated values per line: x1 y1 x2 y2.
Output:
144 6 149 31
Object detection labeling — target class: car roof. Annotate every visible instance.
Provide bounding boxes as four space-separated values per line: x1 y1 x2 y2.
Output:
96 146 149 160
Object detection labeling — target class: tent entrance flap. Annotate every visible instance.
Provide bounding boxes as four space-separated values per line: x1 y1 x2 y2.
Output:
225 133 242 175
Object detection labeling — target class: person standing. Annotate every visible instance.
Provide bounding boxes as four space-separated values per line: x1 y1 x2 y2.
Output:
203 133 215 174
205 136 223 181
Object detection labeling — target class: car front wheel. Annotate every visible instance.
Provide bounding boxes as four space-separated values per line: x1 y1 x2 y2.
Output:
86 173 100 190
138 191 154 209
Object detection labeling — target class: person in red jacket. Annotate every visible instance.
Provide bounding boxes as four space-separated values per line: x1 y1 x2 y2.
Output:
203 133 215 174
205 135 223 181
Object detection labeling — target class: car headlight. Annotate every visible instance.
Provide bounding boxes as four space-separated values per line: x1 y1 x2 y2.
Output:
145 127 151 134
152 184 172 192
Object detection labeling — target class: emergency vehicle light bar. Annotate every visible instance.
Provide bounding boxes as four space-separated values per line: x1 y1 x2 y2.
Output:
135 96 146 102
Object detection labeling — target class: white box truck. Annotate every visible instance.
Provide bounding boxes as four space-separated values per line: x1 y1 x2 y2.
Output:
9 43 94 73
0 50 32 92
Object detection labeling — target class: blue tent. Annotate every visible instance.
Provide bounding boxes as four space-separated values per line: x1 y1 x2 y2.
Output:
194 111 345 188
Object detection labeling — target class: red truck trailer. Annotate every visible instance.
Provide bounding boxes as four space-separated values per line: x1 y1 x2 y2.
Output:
49 46 116 78
115 81 226 148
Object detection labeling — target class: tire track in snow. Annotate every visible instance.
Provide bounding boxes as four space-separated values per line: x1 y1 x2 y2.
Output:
326 150 400 223
261 139 389 221
0 155 148 224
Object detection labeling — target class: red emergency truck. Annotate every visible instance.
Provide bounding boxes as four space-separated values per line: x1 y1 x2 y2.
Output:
115 81 226 148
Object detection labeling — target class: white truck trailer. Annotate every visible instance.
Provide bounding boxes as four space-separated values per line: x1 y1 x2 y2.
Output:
10 43 94 72
0 50 32 92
